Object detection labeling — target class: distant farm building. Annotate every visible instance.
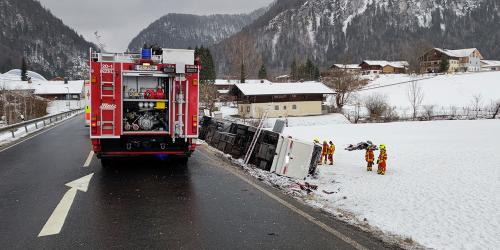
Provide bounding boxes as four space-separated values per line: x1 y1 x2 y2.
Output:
481 60 500 71
419 48 483 73
231 82 334 118
0 69 84 100
275 75 290 83
330 64 361 73
359 61 409 75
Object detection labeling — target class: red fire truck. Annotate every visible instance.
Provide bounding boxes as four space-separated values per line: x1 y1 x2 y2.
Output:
89 47 199 166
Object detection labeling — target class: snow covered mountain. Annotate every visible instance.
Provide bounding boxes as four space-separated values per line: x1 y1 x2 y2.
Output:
128 8 267 51
0 0 95 80
213 0 500 76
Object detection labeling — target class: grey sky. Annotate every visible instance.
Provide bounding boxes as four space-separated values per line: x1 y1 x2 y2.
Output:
38 0 273 52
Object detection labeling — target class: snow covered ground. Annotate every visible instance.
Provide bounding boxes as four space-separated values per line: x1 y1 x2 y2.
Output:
347 71 500 118
282 119 500 249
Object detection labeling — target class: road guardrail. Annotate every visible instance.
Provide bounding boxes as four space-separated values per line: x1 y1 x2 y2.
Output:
0 109 83 138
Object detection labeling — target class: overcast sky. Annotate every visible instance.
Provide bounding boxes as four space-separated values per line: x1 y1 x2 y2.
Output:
38 0 273 52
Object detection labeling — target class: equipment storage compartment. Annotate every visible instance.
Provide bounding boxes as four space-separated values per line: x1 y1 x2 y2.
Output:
121 74 171 134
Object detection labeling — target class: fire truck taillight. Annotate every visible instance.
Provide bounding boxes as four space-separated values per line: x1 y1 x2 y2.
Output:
193 79 198 86
91 76 97 84
192 116 198 129
91 115 97 128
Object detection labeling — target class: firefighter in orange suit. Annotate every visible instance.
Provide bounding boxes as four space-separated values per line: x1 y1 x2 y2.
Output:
377 144 388 175
365 146 375 171
328 141 335 165
320 141 329 165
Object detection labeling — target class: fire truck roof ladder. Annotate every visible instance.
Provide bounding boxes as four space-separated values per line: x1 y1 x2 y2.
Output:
100 62 115 99
100 62 116 136
244 111 269 165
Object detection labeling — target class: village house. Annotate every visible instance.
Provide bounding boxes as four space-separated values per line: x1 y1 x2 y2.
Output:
275 75 290 83
330 64 361 73
419 48 483 73
359 61 409 75
215 79 271 97
230 82 334 119
480 60 500 71
1 69 84 100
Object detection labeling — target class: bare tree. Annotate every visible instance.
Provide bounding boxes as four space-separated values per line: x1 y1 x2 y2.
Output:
423 105 435 120
490 100 500 119
471 94 483 118
407 81 424 120
200 82 218 116
364 93 389 121
353 99 362 123
400 39 434 74
322 69 368 110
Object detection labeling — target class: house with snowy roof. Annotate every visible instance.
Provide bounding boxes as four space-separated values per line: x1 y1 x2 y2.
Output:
359 61 409 75
419 48 484 73
480 60 500 71
330 64 362 73
230 82 334 118
1 69 84 100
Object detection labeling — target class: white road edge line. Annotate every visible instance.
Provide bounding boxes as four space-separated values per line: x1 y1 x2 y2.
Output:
83 151 94 168
200 150 368 250
0 116 76 153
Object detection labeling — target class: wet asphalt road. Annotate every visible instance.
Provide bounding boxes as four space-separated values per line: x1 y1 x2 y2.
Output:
0 114 397 249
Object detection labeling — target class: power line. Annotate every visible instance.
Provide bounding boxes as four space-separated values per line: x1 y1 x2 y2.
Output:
353 75 439 93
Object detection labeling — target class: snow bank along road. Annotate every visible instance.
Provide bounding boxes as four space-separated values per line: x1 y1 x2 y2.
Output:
0 114 397 249
284 119 500 250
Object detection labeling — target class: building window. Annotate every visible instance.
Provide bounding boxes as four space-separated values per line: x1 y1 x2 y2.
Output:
283 106 287 110
246 106 250 112
275 105 279 110
292 105 297 110
240 106 243 112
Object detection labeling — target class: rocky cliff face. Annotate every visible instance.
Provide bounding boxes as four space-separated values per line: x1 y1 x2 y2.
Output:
212 0 500 76
128 8 267 51
0 0 95 79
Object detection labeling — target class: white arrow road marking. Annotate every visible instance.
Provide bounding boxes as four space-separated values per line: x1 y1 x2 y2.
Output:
38 173 94 237
83 151 94 167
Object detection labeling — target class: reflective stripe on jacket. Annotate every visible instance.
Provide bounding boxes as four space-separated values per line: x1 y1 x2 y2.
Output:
365 150 374 162
378 150 387 163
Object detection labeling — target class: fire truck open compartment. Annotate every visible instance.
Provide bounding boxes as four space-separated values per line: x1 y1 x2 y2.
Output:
121 74 171 134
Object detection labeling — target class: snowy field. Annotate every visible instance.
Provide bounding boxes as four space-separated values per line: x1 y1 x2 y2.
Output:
283 119 500 249
346 71 500 118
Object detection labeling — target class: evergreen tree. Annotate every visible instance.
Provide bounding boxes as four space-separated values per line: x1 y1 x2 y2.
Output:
195 47 216 83
290 59 298 81
305 59 314 81
240 61 246 83
21 57 28 81
314 65 320 81
440 57 450 73
258 64 268 80
205 48 216 82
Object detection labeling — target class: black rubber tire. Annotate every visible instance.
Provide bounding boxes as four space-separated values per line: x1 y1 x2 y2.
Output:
100 158 113 168
177 156 189 166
